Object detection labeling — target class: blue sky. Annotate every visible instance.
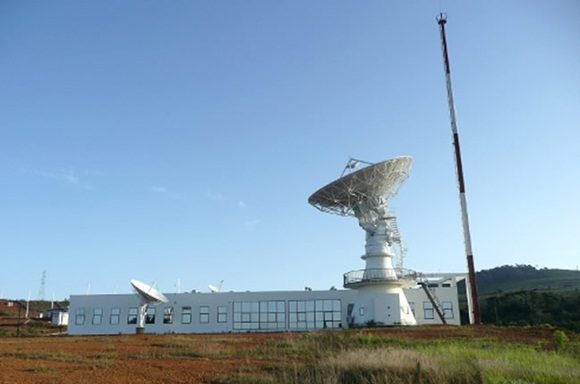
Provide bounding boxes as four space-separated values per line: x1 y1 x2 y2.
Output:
1 1 579 300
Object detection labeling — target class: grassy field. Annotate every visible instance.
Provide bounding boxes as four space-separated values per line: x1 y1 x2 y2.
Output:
216 328 579 384
0 326 578 384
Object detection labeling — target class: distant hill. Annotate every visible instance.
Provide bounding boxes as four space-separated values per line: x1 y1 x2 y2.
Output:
455 265 580 331
475 265 580 298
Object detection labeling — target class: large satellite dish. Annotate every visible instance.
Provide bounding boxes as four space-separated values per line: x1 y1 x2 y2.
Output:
308 156 417 325
130 279 168 304
308 156 412 217
309 156 413 275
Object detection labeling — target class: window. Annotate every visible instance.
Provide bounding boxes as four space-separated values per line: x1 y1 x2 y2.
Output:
442 283 451 288
163 306 174 324
146 307 156 324
289 300 341 330
233 301 258 330
442 301 454 319
75 308 85 325
359 307 366 316
233 301 285 330
423 302 434 320
217 306 227 323
259 301 285 330
92 308 103 325
199 306 209 323
110 308 120 325
181 306 192 324
128 307 138 324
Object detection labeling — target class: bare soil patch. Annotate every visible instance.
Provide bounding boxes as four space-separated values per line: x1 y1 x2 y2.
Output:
0 326 561 384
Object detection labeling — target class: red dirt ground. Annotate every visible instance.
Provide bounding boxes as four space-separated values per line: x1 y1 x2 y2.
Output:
0 326 561 384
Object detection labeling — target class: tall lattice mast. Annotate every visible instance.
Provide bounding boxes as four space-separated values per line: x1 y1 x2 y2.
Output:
38 270 46 301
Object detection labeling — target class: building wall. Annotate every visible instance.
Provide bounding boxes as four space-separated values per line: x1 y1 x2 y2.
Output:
69 290 358 336
50 311 68 326
348 287 406 326
68 282 461 335
405 279 461 325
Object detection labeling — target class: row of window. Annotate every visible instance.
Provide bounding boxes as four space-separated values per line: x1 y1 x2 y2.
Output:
426 283 452 288
74 300 343 329
75 300 454 326
409 301 454 320
232 299 342 330
74 305 228 326
233 301 286 330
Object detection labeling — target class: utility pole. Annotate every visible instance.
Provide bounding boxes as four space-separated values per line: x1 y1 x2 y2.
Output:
16 301 22 336
436 13 481 325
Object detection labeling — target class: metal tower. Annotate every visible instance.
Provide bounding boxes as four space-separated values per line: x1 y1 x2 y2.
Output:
38 270 47 301
436 13 481 325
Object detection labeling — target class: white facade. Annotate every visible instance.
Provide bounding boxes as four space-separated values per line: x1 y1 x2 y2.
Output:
67 279 461 335
50 310 69 327
405 276 462 326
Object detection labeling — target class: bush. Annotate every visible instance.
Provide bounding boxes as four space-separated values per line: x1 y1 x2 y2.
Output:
553 330 569 350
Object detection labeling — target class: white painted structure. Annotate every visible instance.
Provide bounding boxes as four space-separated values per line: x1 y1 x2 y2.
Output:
67 157 468 335
68 279 461 335
406 275 463 325
309 157 418 326
50 310 69 327
130 279 168 334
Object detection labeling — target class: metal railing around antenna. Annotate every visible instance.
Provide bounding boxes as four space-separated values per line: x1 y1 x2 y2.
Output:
343 268 418 288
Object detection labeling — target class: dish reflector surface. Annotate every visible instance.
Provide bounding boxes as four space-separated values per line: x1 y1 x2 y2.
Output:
308 156 412 216
130 279 168 304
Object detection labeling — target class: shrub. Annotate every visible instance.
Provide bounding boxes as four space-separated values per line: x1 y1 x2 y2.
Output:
553 330 569 350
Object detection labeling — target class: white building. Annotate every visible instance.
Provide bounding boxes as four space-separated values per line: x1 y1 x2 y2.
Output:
67 275 463 335
49 309 69 327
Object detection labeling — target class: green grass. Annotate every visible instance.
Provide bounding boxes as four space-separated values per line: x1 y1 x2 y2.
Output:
2 326 578 383
134 335 236 360
0 350 85 362
214 330 580 384
23 365 55 373
0 349 119 370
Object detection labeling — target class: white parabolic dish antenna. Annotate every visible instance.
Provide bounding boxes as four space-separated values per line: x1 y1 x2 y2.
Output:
308 156 417 326
130 279 168 304
309 156 414 282
308 156 412 218
131 279 168 333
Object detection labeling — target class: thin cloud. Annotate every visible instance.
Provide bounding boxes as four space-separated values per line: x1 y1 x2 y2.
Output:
28 168 94 190
151 186 167 193
205 190 224 201
205 190 249 210
150 186 191 204
244 219 260 230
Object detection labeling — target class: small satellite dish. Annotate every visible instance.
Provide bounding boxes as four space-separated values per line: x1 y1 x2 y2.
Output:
208 280 223 293
130 279 168 334
130 279 168 304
